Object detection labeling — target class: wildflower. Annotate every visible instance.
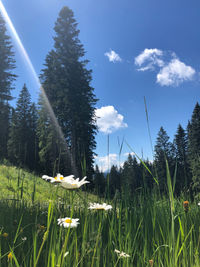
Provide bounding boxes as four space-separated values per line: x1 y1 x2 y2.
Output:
88 202 112 211
21 237 27 241
149 259 154 266
198 202 200 206
114 249 130 258
42 174 89 189
183 200 189 212
60 176 89 189
42 173 66 183
57 217 79 228
64 251 69 257
8 252 13 261
2 232 8 238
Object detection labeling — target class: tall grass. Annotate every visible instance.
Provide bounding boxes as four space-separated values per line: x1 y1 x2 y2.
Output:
0 172 200 266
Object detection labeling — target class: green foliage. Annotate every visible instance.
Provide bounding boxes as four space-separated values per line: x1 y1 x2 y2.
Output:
93 165 106 196
188 102 200 193
0 12 16 160
173 124 191 195
109 165 121 197
7 84 38 171
37 94 72 175
154 127 175 192
0 165 200 266
121 154 141 192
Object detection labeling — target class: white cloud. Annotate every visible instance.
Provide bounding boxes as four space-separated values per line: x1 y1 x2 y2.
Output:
135 48 196 86
95 106 128 134
135 48 164 71
157 58 196 86
95 154 118 172
105 50 122 63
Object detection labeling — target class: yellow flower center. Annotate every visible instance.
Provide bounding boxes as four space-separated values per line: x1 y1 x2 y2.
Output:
65 219 72 223
96 207 104 210
54 176 57 180
8 252 12 260
60 177 64 180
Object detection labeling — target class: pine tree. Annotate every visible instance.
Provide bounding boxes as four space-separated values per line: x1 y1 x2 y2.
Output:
109 165 121 196
93 165 105 195
139 159 154 191
8 84 37 170
173 124 191 194
0 13 16 160
188 102 200 192
28 103 39 171
39 6 97 178
154 127 175 192
121 154 140 193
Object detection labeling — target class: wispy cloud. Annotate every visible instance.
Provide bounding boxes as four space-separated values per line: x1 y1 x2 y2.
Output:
95 106 128 134
135 48 164 71
135 48 196 86
105 50 122 63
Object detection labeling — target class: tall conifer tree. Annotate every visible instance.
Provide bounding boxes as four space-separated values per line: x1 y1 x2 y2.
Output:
188 102 200 192
39 6 97 178
121 154 140 193
154 127 175 192
174 124 190 194
0 13 16 160
8 84 38 170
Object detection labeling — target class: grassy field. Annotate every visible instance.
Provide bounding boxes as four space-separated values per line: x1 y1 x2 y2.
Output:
0 165 200 266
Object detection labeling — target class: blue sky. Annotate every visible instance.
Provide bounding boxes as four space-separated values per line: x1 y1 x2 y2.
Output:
1 0 200 171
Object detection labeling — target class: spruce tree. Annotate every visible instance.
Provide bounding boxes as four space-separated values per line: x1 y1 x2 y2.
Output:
109 165 121 196
8 84 37 170
173 124 191 194
39 6 97 178
154 127 175 192
188 102 200 192
93 165 105 195
0 13 16 160
121 154 140 193
28 103 39 171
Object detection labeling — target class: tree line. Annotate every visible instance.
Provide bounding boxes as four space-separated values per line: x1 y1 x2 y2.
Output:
93 103 200 198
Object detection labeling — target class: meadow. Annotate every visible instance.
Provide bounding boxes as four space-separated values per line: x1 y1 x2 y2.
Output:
0 165 200 267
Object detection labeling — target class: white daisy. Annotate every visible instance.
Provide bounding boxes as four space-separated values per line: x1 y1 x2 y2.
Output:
60 176 89 189
114 249 130 258
42 173 66 183
57 217 79 228
88 202 112 211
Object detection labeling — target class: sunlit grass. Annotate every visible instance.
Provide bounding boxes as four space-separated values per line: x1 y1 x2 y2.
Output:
0 164 200 266
0 165 97 204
